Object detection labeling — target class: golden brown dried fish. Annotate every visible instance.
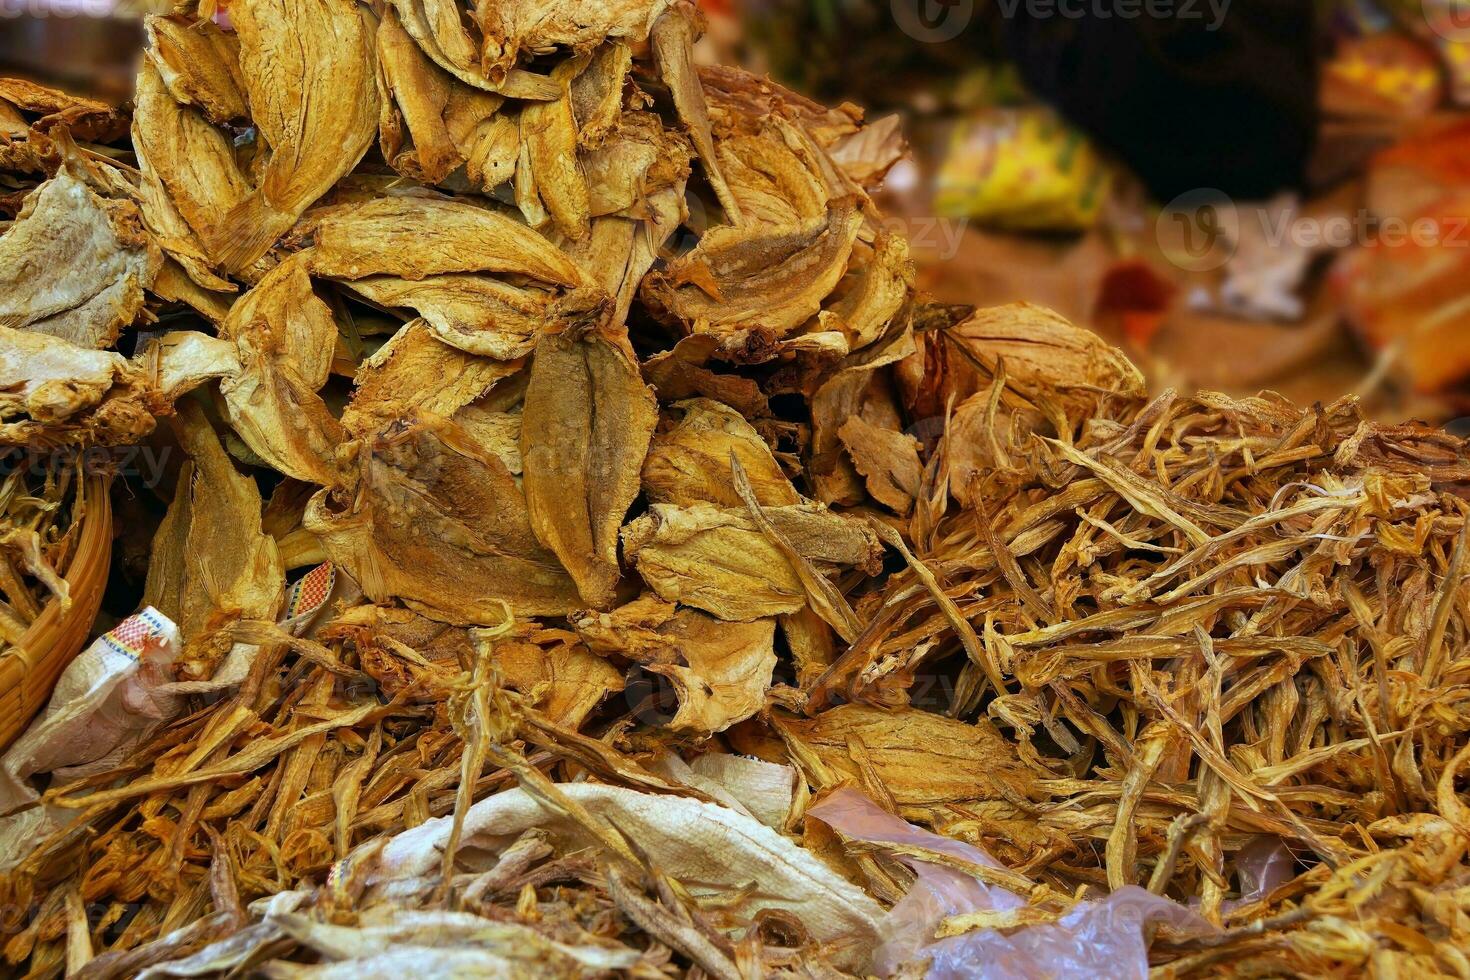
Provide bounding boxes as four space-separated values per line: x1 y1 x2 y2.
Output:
131 59 252 279
144 400 284 654
305 414 580 621
521 327 657 607
217 254 347 485
143 15 248 125
623 501 881 620
517 58 590 239
303 194 589 287
476 0 669 81
642 397 798 509
0 170 159 348
375 6 464 184
642 200 861 358
343 320 523 436
0 77 127 143
210 0 379 269
0 327 154 446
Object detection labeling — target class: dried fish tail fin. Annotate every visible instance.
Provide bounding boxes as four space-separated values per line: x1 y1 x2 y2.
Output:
207 193 296 273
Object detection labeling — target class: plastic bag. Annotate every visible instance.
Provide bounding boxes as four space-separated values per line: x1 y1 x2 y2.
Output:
808 788 1214 979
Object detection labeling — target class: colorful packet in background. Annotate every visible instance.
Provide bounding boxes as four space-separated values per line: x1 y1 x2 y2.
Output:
933 107 1112 232
1322 32 1443 118
1402 0 1470 103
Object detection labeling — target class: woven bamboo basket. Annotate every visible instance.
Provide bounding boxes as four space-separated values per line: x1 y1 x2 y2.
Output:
0 474 113 754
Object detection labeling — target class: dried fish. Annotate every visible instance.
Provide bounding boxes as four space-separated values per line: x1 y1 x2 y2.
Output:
210 0 379 269
4 8 1470 979
0 170 158 348
521 327 657 607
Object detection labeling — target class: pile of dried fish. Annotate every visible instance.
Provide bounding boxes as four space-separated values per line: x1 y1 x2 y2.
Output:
1 2 1470 977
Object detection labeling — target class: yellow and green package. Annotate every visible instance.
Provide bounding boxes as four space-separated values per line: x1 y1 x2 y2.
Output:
933 107 1111 232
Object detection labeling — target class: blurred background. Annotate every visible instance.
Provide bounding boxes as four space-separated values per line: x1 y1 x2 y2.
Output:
5 0 1470 423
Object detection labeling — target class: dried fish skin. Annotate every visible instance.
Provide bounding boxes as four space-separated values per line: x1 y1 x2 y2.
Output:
375 6 463 184
455 108 519 193
144 400 284 653
218 255 347 486
0 76 127 143
303 195 589 288
622 502 881 620
699 64 864 153
381 276 601 361
824 113 907 191
715 128 829 229
642 398 798 508
143 15 249 125
131 59 253 277
475 0 670 82
641 200 862 356
305 416 581 622
521 328 658 608
0 170 159 349
210 0 380 269
386 0 558 100
0 327 155 447
343 320 523 437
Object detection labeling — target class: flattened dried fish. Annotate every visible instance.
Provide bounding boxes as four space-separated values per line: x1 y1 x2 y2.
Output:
212 0 379 268
343 320 522 436
144 400 284 650
344 274 601 360
623 502 881 620
521 328 657 607
575 595 776 733
651 2 741 223
305 415 580 620
0 170 158 348
642 200 861 356
304 195 589 287
132 60 252 279
0 77 127 142
0 327 154 446
375 6 463 184
642 398 798 508
143 15 248 125
476 0 669 81
518 59 589 239
218 255 346 485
